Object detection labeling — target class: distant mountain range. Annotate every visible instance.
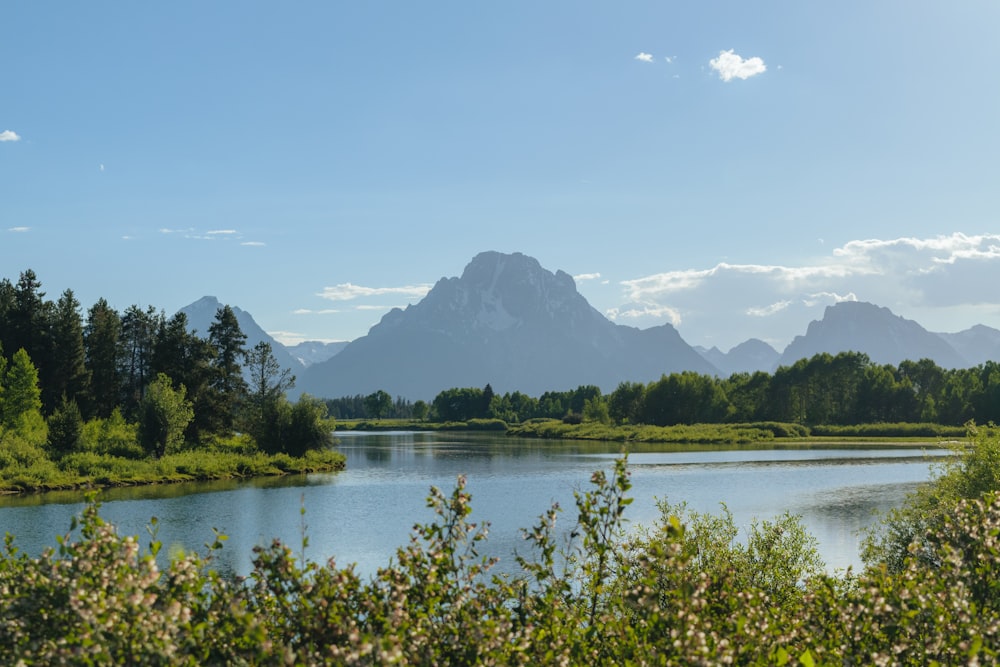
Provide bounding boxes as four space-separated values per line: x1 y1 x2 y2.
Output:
177 251 1000 401
294 251 716 399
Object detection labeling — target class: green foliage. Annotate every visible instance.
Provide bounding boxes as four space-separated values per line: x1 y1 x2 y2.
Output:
508 419 781 444
3 451 1000 663
863 422 1000 572
412 399 429 422
137 374 195 458
46 397 83 457
255 394 334 457
80 408 144 459
810 422 965 438
363 389 392 420
582 396 611 424
2 348 44 433
635 500 825 605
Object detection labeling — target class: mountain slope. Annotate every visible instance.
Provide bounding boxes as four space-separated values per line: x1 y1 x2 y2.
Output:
936 324 1000 367
297 251 717 400
285 340 350 367
778 301 968 369
179 296 303 374
697 339 781 376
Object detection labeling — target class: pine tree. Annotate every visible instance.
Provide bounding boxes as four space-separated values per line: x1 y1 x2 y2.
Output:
83 298 122 419
49 289 90 411
208 305 247 432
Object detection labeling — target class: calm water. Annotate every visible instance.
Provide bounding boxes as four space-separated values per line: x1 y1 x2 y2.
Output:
0 432 951 577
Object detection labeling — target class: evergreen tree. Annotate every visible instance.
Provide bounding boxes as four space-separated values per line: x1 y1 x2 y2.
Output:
244 341 295 444
151 312 193 385
208 305 248 432
49 289 90 412
2 348 46 440
83 298 122 419
119 304 160 415
10 270 55 408
0 278 14 356
47 397 83 457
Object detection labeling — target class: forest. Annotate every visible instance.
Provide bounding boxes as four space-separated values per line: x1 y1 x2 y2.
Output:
0 270 341 492
331 352 999 428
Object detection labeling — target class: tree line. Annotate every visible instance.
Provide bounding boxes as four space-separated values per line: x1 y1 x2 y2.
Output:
0 269 332 461
350 350 999 426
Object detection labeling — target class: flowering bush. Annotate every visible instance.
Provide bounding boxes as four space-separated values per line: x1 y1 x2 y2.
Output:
2 444 999 664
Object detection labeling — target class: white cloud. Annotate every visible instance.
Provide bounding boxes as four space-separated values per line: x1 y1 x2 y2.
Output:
160 227 245 241
746 300 792 317
606 303 682 326
573 272 602 282
7 226 30 232
356 304 400 311
709 49 766 82
241 241 266 247
294 308 341 315
611 232 1000 350
802 292 857 308
318 283 432 302
634 52 654 63
0 130 20 142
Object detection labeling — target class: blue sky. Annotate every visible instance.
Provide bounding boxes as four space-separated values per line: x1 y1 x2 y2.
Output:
4 2 1000 352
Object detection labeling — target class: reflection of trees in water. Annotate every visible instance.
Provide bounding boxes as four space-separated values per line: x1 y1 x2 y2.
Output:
802 482 923 520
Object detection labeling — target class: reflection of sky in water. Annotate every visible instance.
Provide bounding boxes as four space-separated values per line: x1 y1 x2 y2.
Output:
0 433 946 578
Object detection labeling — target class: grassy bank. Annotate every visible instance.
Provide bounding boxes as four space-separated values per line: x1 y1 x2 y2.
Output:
0 447 345 495
506 419 968 444
335 417 968 445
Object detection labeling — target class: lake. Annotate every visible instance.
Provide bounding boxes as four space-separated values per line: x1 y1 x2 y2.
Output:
0 431 951 578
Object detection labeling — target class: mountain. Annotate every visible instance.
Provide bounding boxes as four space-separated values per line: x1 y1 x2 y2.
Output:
285 340 350 367
297 251 718 400
696 338 781 376
777 301 969 369
178 296 303 374
936 324 1000 367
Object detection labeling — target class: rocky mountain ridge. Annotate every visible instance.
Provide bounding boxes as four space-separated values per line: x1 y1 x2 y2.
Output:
178 253 1000 400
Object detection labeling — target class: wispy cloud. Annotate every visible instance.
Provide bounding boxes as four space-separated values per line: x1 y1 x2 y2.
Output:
318 283 433 302
746 300 792 317
7 226 30 232
802 292 857 307
610 232 1000 350
606 303 682 326
159 227 245 241
294 308 342 315
709 49 766 82
634 52 654 63
573 272 602 282
241 241 266 247
0 130 20 142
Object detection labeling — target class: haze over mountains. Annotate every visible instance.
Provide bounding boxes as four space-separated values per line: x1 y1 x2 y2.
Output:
178 251 1000 401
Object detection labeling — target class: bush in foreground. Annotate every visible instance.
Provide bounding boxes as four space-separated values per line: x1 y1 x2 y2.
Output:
2 441 1000 664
